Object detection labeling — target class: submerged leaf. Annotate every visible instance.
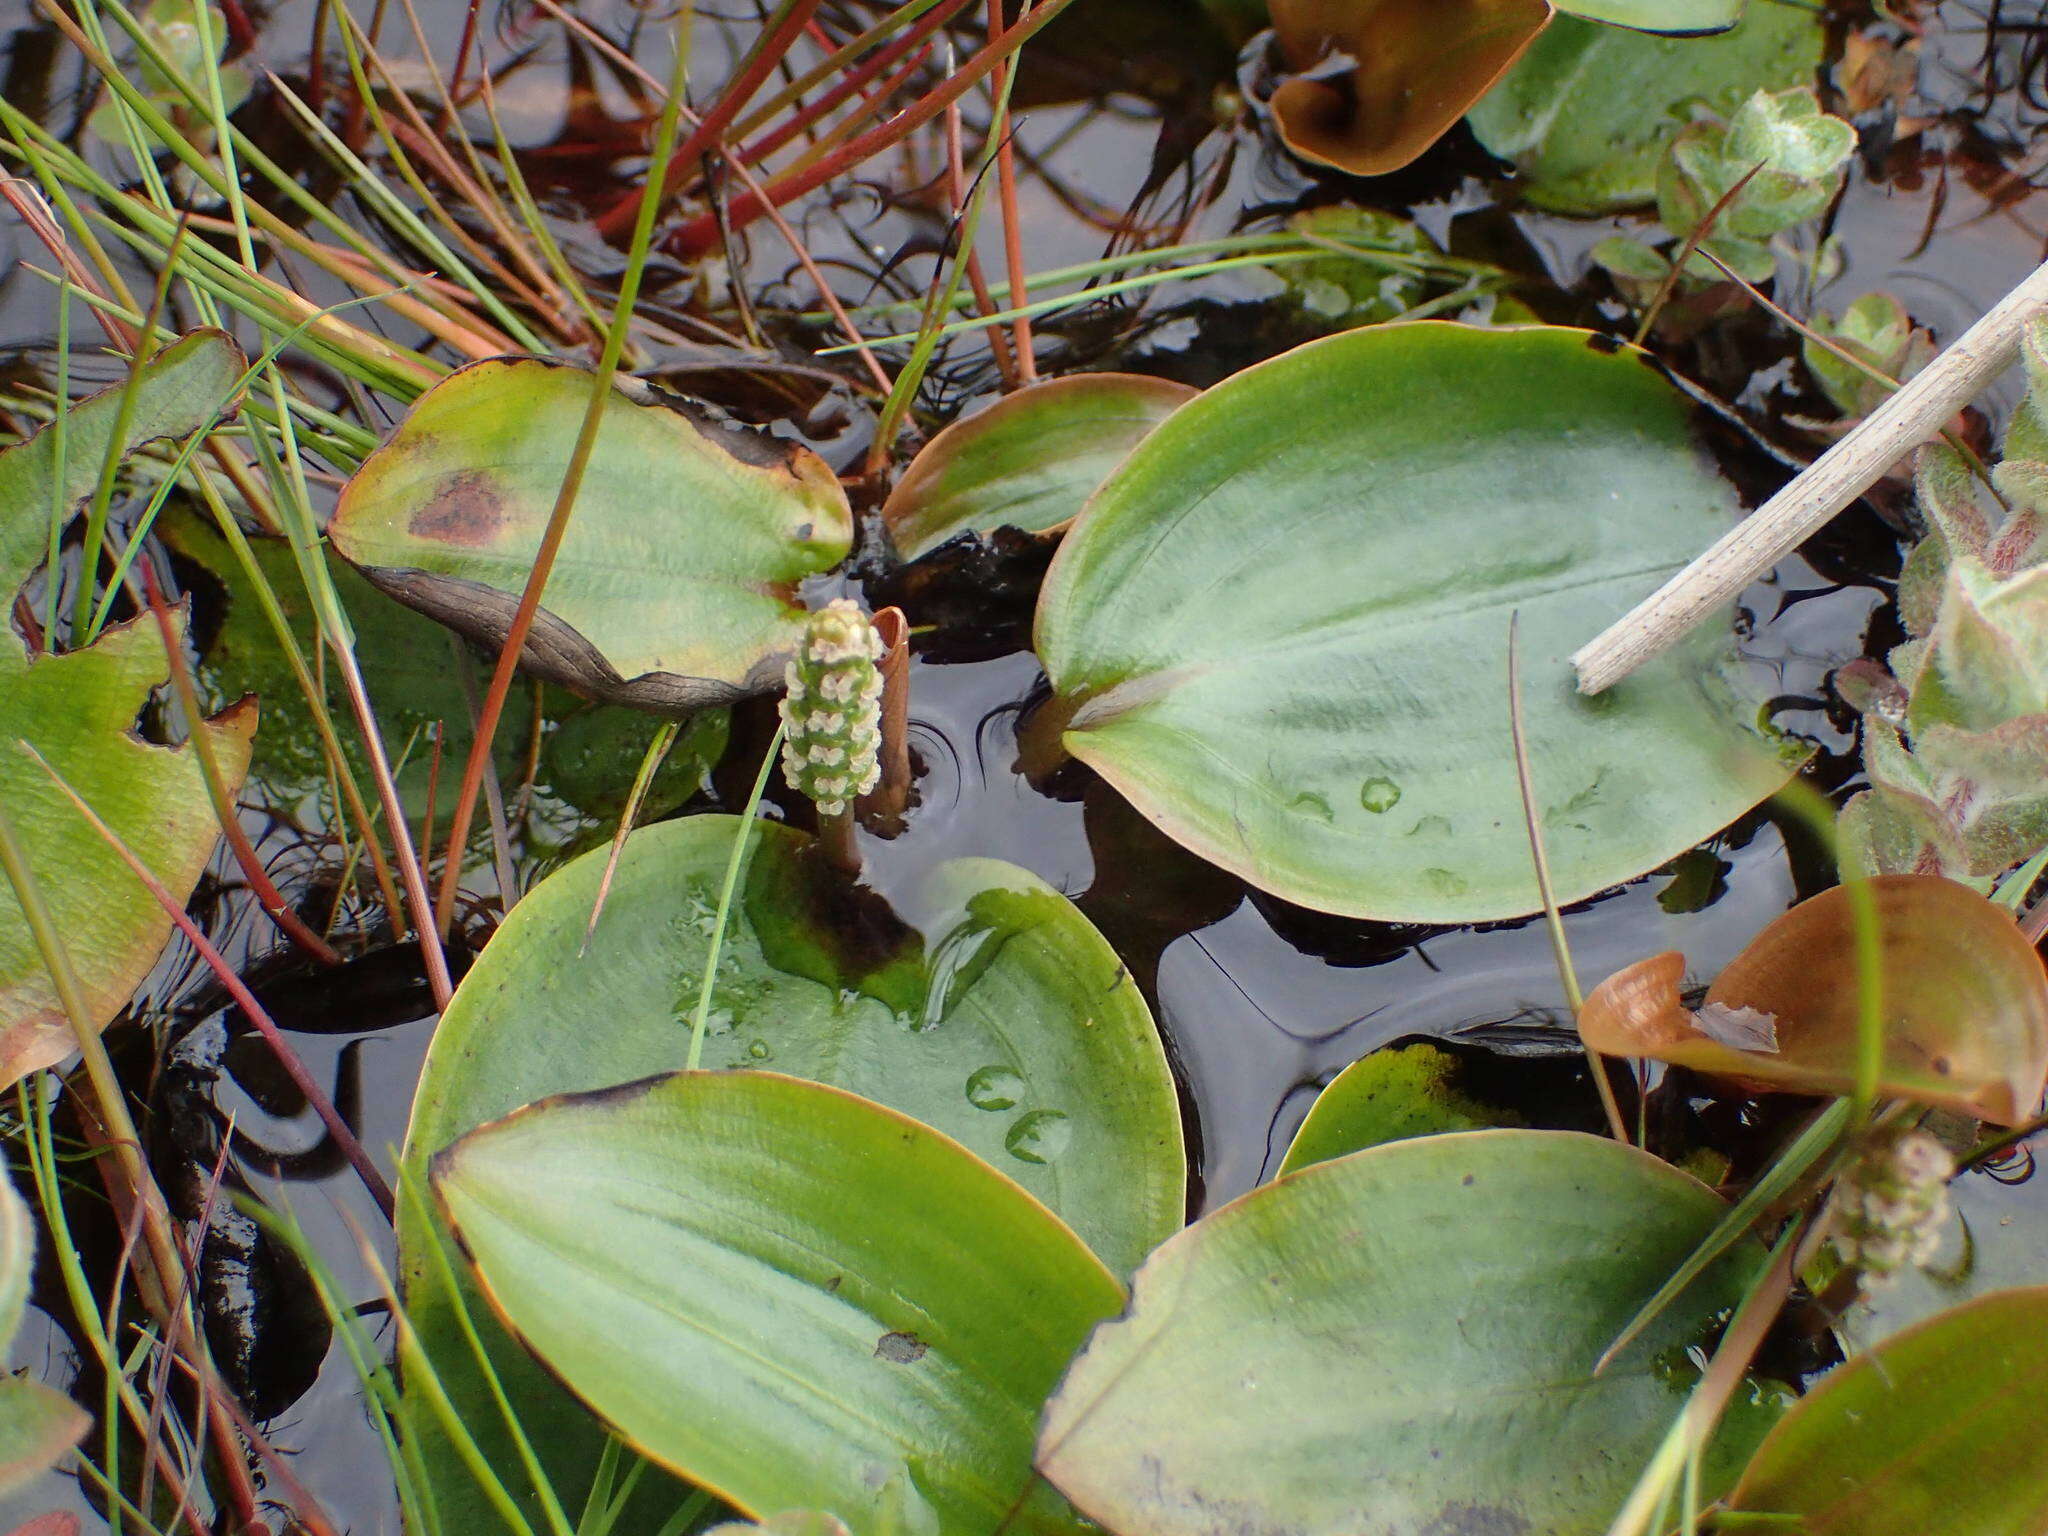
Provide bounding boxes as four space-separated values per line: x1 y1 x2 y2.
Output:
1467 6 1825 213
1579 876 2048 1124
0 333 255 1087
1034 322 1801 923
436 1071 1120 1536
1722 1286 2048 1536
881 374 1195 561
330 358 852 711
1277 1041 1516 1173
1038 1130 1783 1536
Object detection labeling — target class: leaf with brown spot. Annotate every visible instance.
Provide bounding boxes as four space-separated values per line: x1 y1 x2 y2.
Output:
1579 876 2048 1124
330 358 853 713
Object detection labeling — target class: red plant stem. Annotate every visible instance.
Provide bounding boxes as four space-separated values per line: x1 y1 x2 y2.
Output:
731 0 971 170
723 149 892 393
441 0 485 124
945 85 1017 384
214 0 256 53
141 569 344 966
24 746 396 1221
662 0 1084 256
592 0 824 241
988 0 1034 382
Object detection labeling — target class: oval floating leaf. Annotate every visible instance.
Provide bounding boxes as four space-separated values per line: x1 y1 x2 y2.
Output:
1 332 255 1087
882 374 1196 561
1268 0 1550 177
1038 1129 1783 1535
1035 323 1801 923
1579 876 2048 1124
1467 6 1825 213
330 358 852 711
400 816 1183 1533
435 1070 1122 1536
1722 1286 2048 1536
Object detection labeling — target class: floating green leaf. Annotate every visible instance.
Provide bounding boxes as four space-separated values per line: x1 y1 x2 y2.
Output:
436 1071 1121 1536
1038 1130 1784 1536
882 374 1196 561
0 1172 87 1495
1 332 255 1087
400 816 1182 1532
1034 323 1800 923
1467 6 1825 214
330 358 853 711
1721 1287 2048 1535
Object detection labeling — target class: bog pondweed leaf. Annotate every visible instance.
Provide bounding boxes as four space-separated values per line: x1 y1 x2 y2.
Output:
399 817 1182 1533
330 357 852 712
436 1071 1119 1536
1037 1130 1783 1536
1578 876 2048 1124
1034 322 1802 924
0 332 255 1087
1467 4 1825 214
881 373 1196 561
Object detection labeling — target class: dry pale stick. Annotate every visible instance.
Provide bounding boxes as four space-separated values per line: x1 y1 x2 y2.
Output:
1573 256 2048 695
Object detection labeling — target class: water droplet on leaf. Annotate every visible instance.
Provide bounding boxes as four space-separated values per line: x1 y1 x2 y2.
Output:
966 1065 1024 1111
1360 776 1402 814
1005 1109 1072 1164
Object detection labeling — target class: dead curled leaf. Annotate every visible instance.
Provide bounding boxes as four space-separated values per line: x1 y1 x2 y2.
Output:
1579 875 2048 1125
1267 0 1552 176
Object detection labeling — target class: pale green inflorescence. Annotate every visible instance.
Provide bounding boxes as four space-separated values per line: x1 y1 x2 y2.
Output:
1828 1129 1953 1289
778 599 884 818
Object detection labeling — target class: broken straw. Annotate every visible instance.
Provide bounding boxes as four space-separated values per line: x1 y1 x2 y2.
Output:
1572 256 2048 696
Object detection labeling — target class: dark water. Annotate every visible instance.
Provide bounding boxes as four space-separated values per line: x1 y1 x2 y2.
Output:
4 0 2048 1530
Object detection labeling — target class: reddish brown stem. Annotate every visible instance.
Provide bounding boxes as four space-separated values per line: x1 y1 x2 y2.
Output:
946 80 1018 386
440 0 484 126
592 0 824 241
988 0 1035 381
662 0 1084 256
732 0 972 171
858 606 912 833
